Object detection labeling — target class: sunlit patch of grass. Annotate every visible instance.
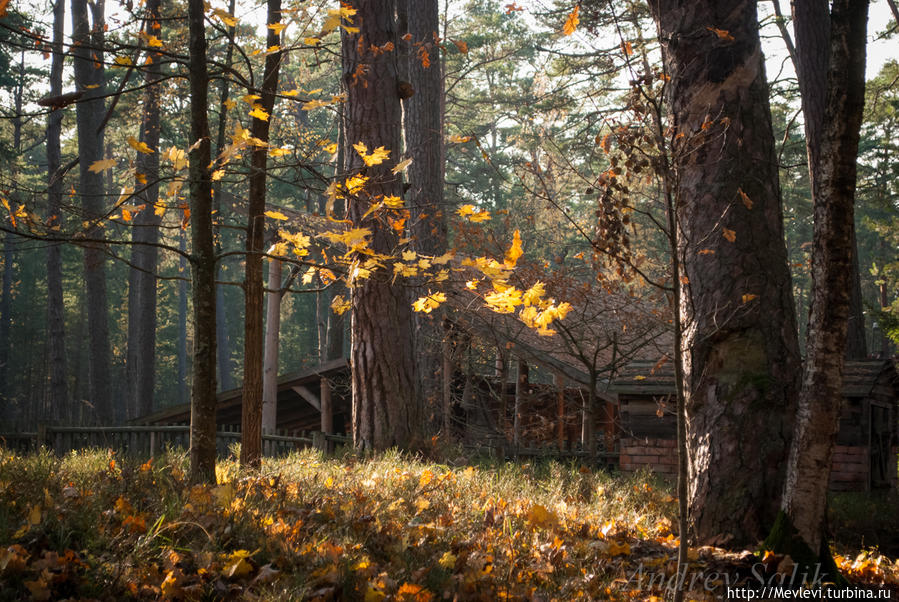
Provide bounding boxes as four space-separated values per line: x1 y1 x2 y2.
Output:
0 446 894 600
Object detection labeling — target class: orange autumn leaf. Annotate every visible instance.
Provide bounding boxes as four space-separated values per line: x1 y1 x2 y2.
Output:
562 5 579 36
722 228 736 243
504 229 523 267
706 26 734 41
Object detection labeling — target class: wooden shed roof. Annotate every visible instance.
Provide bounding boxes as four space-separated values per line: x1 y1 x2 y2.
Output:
133 358 350 428
610 358 899 399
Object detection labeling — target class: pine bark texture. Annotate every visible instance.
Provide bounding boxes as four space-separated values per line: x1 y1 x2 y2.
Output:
343 0 420 451
403 0 448 431
46 0 68 422
241 0 282 468
71 0 111 422
126 0 163 420
781 0 868 554
649 0 802 546
792 0 867 360
187 0 218 483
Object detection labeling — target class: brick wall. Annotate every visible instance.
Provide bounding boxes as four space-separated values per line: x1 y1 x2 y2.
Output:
619 438 677 475
619 438 876 492
829 445 868 491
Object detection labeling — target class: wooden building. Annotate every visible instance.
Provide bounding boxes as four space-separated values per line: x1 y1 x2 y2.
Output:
610 359 899 491
135 359 351 434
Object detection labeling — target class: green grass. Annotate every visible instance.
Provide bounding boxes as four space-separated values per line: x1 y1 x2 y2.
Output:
0 447 895 600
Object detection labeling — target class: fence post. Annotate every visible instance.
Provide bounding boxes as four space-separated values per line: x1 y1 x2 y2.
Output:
312 431 326 453
37 422 48 450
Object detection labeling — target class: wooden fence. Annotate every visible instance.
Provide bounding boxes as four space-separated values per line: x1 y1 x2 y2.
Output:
0 425 350 458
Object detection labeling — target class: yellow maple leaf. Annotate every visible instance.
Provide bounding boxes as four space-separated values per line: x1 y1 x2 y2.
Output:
504 229 523 267
88 158 117 173
265 210 288 221
562 5 579 36
331 295 351 315
268 147 290 157
128 136 154 154
113 55 133 67
146 35 164 48
267 22 286 35
412 292 446 314
526 503 557 528
249 106 269 121
323 142 338 154
212 8 237 27
353 142 391 167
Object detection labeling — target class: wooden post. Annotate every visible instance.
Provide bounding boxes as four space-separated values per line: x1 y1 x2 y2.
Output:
37 422 48 450
514 359 528 453
312 430 326 452
555 372 565 451
320 377 332 452
262 257 283 434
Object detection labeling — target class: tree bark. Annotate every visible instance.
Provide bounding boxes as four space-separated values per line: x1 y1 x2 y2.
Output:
71 0 111 423
187 0 218 483
791 0 867 360
403 0 448 431
344 0 420 451
212 0 237 392
46 0 68 424
649 0 802 546
261 257 282 434
775 0 868 562
240 0 283 468
126 0 163 420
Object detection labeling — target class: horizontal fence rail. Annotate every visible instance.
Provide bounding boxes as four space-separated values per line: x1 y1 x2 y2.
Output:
0 425 351 459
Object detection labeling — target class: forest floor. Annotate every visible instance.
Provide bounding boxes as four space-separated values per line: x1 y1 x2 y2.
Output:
0 447 896 601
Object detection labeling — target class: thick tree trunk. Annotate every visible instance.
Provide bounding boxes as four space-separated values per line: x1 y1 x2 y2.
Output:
404 0 447 430
126 0 163 420
776 0 868 561
0 233 11 419
261 257 282 434
46 0 68 423
649 0 802 546
177 231 189 407
71 0 111 423
343 0 419 451
240 0 282 468
187 0 218 483
792 0 867 360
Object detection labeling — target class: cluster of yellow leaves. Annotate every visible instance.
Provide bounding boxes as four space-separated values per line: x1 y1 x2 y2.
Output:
353 142 391 167
457 204 491 223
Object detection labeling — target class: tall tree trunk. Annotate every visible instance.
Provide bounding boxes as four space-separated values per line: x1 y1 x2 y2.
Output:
404 0 448 431
0 233 11 421
792 0 867 360
649 0 802 546
212 0 237 392
71 0 111 423
177 231 189 407
126 0 163 420
46 0 68 424
772 0 868 566
343 0 419 451
187 0 218 483
261 257 282 434
240 0 282 468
